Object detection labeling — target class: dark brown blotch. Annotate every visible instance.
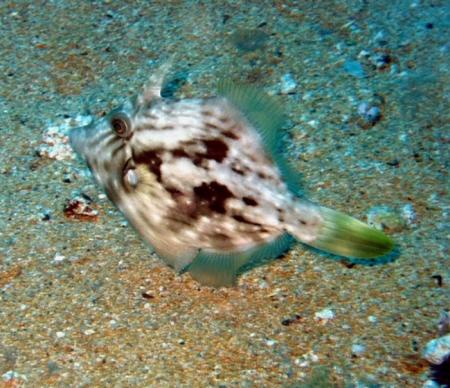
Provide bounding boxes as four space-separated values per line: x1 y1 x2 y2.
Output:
193 181 234 214
172 148 189 158
232 214 262 226
222 130 239 140
134 150 163 182
231 162 246 175
242 196 258 206
198 139 229 163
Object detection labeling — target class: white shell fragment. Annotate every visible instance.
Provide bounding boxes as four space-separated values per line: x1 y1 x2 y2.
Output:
39 115 92 161
314 308 335 322
422 334 450 365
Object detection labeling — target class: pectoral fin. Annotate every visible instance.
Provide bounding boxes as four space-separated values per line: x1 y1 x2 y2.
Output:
188 233 293 287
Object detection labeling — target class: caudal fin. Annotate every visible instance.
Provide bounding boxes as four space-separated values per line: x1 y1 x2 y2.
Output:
293 206 394 259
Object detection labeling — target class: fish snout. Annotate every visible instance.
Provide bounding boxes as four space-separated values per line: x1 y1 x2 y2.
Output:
69 125 90 157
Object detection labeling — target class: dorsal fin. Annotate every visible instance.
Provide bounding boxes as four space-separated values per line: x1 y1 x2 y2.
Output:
218 80 302 195
218 80 285 151
137 60 173 108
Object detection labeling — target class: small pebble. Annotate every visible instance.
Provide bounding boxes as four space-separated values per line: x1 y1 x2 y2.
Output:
280 73 297 94
423 380 440 388
2 370 27 382
367 205 406 232
55 331 65 339
371 53 392 70
295 359 309 367
38 115 92 161
64 196 99 221
53 254 66 263
438 311 450 336
281 314 302 326
47 361 60 375
401 203 417 226
41 211 52 221
314 308 335 322
343 60 366 78
357 102 382 125
351 343 366 356
423 334 450 365
266 339 277 347
368 315 378 323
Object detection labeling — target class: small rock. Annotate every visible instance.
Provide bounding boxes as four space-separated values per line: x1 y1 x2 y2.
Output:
280 73 297 94
351 343 366 356
343 60 366 78
367 205 406 232
266 339 277 347
357 102 382 126
314 308 335 322
47 360 60 375
423 334 450 365
281 314 302 326
438 312 450 336
64 196 99 221
53 254 66 263
2 370 27 382
371 53 393 70
38 115 92 161
423 379 440 388
401 203 417 226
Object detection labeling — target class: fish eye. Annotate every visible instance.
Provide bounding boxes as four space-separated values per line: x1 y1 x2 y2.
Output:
110 114 132 138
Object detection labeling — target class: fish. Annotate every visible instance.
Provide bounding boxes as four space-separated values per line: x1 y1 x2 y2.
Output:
69 63 394 287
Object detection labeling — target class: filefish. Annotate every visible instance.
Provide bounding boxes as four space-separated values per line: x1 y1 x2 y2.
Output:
69 64 393 287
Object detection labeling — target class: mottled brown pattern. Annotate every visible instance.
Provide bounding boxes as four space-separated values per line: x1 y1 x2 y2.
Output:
134 150 163 182
165 187 198 219
193 181 234 214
